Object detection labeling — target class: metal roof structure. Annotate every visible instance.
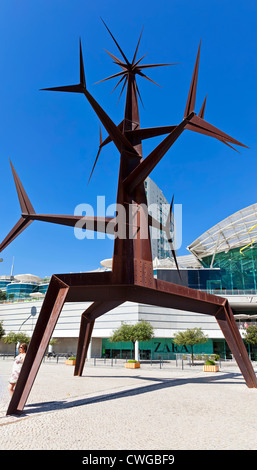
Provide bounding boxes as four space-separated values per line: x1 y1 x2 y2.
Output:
153 254 203 269
101 254 203 270
188 203 257 263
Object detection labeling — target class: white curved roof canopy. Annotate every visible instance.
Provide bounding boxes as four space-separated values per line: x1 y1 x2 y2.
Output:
14 274 42 283
188 203 257 262
100 255 202 270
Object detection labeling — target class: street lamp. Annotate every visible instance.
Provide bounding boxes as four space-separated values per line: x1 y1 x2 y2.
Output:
16 306 37 354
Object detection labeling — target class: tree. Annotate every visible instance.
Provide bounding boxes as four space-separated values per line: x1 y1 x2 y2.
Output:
243 325 257 358
48 337 58 355
0 321 5 339
49 338 58 347
109 320 154 359
243 325 257 345
0 290 7 301
3 331 30 354
173 328 208 365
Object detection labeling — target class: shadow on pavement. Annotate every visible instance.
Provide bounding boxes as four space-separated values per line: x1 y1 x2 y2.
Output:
23 371 244 416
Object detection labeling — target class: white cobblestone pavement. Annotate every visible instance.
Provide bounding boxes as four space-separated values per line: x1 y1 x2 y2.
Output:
0 358 257 451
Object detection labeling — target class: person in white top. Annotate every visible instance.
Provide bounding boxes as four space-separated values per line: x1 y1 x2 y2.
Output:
8 343 27 396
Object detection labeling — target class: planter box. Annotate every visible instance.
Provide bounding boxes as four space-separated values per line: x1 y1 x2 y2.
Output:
65 360 76 365
125 362 140 369
203 365 219 372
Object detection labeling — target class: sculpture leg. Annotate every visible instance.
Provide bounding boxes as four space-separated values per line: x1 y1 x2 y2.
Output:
6 275 69 415
128 281 257 389
215 302 257 388
74 317 95 376
74 300 123 376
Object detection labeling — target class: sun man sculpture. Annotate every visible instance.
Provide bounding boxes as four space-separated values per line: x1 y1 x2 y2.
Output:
2 20 257 415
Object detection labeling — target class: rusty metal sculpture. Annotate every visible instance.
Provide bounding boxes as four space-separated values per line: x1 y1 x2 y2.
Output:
2 21 256 415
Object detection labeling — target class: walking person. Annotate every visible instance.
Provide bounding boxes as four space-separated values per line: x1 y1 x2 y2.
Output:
8 343 28 396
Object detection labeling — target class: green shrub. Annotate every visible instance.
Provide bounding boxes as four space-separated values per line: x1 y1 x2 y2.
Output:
208 354 220 362
205 360 216 366
127 360 139 363
68 356 76 360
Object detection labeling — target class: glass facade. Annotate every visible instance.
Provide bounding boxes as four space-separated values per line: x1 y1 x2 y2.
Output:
183 268 223 291
155 268 224 292
37 283 49 295
201 242 257 292
145 177 172 260
0 278 12 290
6 282 39 300
0 276 50 301
102 337 214 359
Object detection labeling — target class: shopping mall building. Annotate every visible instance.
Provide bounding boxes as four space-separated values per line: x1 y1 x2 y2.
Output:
1 200 257 361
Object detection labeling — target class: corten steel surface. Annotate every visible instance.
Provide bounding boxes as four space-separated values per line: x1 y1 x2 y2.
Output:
2 21 256 415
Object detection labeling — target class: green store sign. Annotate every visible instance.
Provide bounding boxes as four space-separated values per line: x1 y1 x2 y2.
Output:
102 337 213 358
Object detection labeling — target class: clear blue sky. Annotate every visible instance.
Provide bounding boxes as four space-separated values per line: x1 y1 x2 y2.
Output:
0 0 256 278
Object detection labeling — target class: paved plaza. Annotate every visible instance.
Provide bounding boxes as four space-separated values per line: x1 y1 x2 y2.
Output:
0 358 257 450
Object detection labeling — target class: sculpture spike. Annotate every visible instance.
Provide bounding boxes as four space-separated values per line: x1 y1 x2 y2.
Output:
41 39 86 94
217 139 240 153
0 161 36 253
103 48 125 67
111 75 126 95
0 217 33 253
99 20 175 101
117 76 128 103
135 82 144 108
79 37 86 88
184 40 201 118
100 18 130 66
186 115 249 148
132 26 144 65
139 62 178 70
42 39 138 155
94 70 126 85
88 126 103 184
198 94 207 119
9 160 35 215
137 70 161 87
133 53 148 67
